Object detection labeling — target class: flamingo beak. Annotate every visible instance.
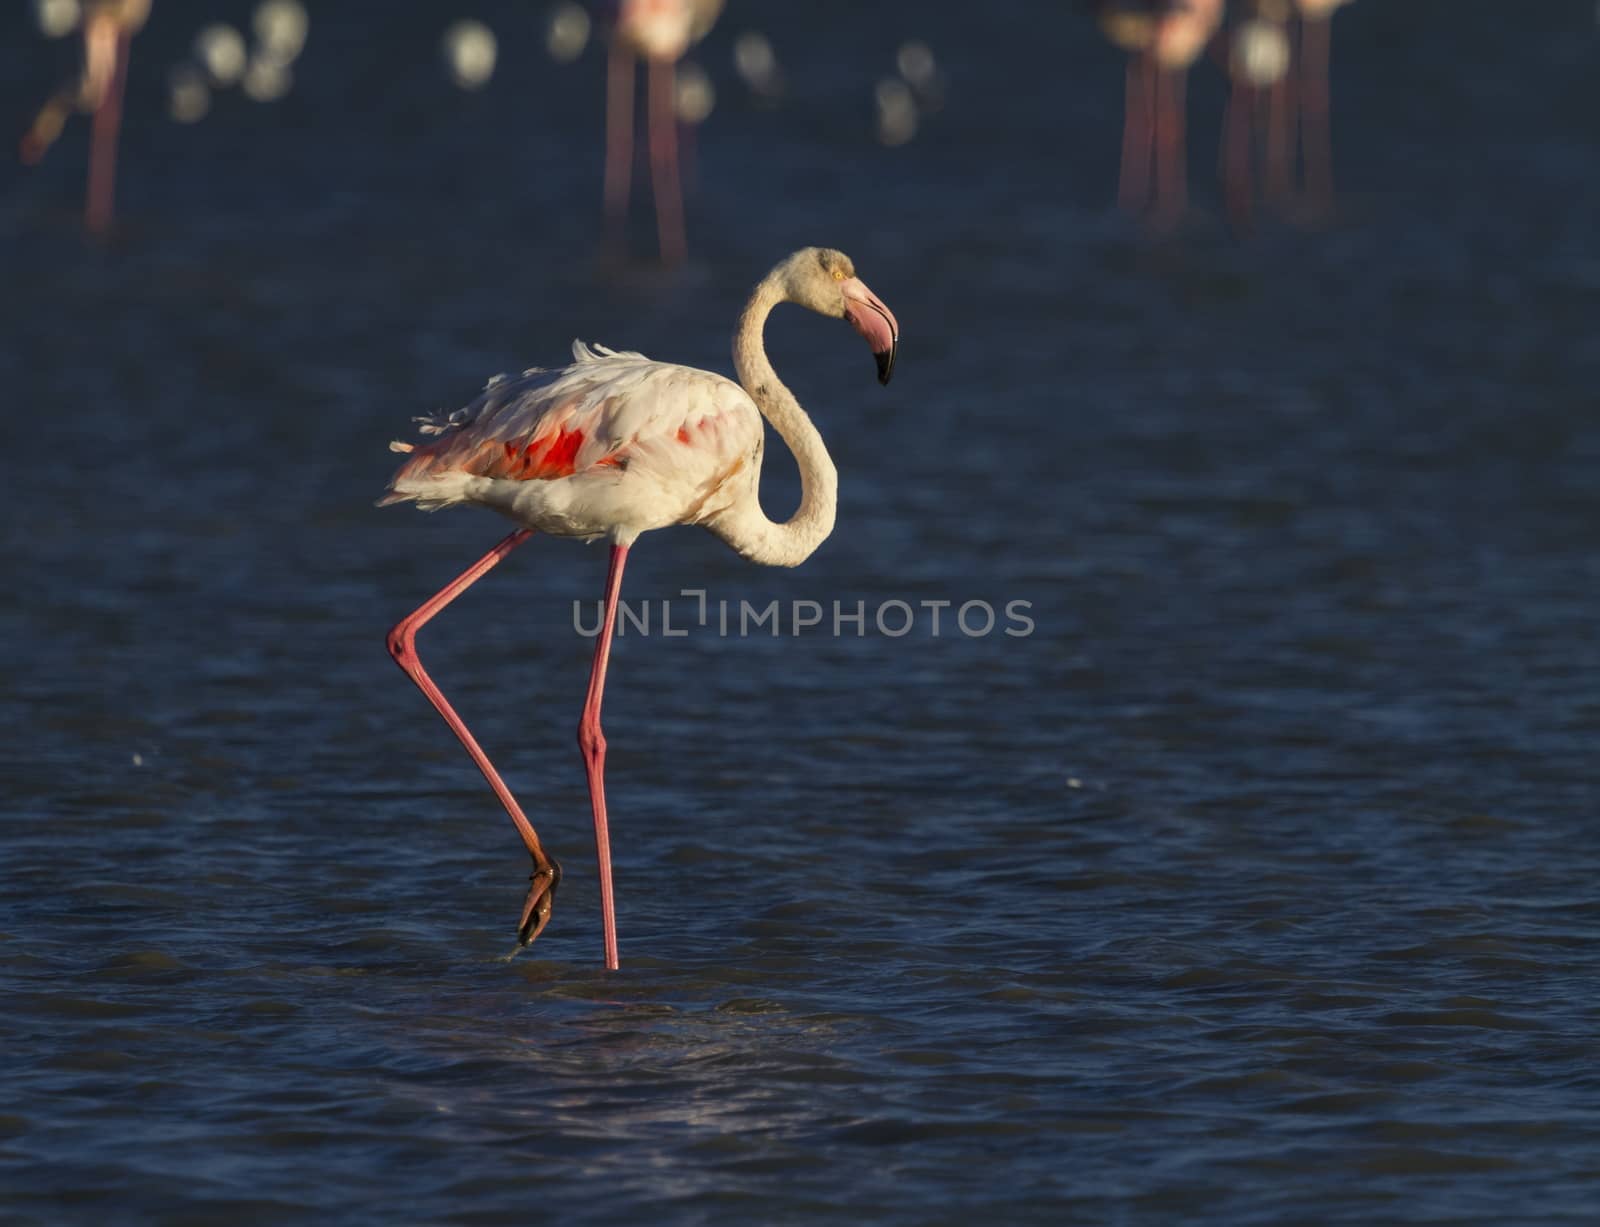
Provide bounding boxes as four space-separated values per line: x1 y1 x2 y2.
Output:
841 278 900 386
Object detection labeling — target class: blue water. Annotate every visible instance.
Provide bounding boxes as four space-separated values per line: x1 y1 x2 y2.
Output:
4 2 1600 1222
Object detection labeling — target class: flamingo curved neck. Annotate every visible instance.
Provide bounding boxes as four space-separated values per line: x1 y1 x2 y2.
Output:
710 273 839 567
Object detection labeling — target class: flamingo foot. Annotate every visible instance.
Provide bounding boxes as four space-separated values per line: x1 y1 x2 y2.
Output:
515 856 563 949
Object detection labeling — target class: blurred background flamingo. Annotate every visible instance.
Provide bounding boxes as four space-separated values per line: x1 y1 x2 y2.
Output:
1148 0 1224 227
1093 1 1159 215
1220 0 1348 229
1222 0 1293 229
604 0 725 265
1096 0 1224 227
19 0 152 236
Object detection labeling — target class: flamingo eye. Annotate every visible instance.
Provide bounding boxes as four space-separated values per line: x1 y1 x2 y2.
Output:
833 270 845 281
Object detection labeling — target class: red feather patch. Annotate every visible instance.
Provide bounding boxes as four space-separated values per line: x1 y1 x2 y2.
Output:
452 428 589 481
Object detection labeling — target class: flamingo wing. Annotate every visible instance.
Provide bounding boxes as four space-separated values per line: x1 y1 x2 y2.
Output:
380 342 760 519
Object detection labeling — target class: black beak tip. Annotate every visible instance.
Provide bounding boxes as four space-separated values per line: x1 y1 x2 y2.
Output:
875 343 897 386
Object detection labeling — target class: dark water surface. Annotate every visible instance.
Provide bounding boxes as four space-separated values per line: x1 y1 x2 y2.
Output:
5 2 1600 1223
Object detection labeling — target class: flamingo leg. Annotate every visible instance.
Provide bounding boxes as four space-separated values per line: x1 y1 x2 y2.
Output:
604 39 636 250
577 545 628 972
1223 77 1255 232
1118 53 1156 216
1264 58 1294 209
1299 14 1334 214
646 58 686 266
386 529 564 949
1153 67 1187 228
85 24 131 238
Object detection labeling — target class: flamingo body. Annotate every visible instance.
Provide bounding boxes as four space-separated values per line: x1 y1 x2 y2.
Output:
614 0 698 61
1295 0 1352 16
1152 0 1224 68
1093 2 1159 215
21 0 152 234
382 344 761 546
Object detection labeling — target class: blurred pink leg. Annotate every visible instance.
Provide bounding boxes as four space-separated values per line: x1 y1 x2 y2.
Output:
647 59 686 265
1153 68 1188 227
1223 77 1255 231
604 40 635 248
1119 54 1156 215
1265 63 1294 207
386 529 563 948
86 32 131 237
577 545 629 972
1300 15 1335 212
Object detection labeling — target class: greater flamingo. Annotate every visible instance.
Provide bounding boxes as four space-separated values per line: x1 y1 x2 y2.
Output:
20 0 152 236
603 0 724 264
380 248 899 970
1095 0 1224 226
1148 0 1224 227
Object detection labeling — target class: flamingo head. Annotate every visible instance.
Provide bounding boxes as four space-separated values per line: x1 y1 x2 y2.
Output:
782 247 900 386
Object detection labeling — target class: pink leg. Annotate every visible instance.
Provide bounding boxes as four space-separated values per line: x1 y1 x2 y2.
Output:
604 39 635 249
1153 67 1188 228
1264 62 1294 208
646 58 686 266
1118 54 1155 215
576 545 629 971
1300 15 1335 213
1223 77 1255 232
85 32 131 238
386 529 563 948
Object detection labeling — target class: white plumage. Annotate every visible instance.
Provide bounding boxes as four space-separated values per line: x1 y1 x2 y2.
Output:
381 342 762 545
